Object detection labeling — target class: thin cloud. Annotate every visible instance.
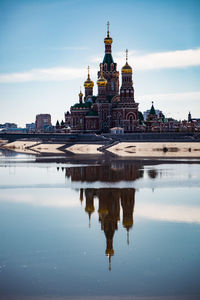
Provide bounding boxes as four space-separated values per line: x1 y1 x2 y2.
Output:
136 203 200 224
0 48 200 83
133 48 200 70
0 67 86 83
138 91 200 102
93 48 200 70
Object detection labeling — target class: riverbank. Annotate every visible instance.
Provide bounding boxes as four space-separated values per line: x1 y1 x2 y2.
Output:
1 139 200 158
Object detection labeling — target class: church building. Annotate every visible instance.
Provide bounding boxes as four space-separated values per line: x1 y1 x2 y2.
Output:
65 23 139 133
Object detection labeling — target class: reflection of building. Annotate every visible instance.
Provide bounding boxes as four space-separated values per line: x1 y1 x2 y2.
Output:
121 189 135 245
80 188 135 271
65 163 144 182
58 163 164 270
85 189 95 227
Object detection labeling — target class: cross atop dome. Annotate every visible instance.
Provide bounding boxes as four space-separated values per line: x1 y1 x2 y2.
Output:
104 21 113 45
107 21 110 37
87 66 90 80
121 49 132 73
126 49 128 63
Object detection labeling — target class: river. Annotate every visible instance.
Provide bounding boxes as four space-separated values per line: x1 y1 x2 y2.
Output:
0 150 200 300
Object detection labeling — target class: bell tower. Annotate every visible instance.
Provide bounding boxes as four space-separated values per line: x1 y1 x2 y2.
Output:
120 49 135 103
97 22 119 98
84 66 94 101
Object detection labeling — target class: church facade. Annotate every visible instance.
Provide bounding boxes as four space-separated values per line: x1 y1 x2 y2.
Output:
65 24 140 133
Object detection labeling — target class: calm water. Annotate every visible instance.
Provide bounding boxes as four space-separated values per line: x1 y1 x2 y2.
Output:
0 151 200 300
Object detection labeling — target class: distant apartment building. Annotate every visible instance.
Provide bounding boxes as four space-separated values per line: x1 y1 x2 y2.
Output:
35 114 52 131
0 123 17 129
26 123 35 132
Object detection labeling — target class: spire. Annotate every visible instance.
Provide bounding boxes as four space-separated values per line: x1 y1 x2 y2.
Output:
107 21 110 37
87 66 90 80
149 101 156 115
97 63 107 86
121 49 132 73
79 86 83 104
84 66 94 92
104 21 113 58
104 21 112 44
188 111 192 122
100 63 103 77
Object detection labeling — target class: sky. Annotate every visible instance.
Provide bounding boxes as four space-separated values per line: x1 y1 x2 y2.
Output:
0 0 200 127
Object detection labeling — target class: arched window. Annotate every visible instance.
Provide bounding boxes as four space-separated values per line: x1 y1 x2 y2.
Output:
111 81 115 91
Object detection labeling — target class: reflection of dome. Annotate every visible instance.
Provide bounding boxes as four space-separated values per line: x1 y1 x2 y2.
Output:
106 248 114 256
123 220 133 228
98 208 108 215
85 206 95 214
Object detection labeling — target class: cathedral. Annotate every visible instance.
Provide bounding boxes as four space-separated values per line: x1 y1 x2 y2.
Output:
65 23 140 133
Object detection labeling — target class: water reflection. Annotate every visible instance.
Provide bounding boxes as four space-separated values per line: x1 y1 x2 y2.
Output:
80 188 135 270
64 162 144 182
0 154 200 298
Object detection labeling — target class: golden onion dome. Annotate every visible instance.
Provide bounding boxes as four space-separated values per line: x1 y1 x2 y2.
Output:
97 64 107 86
122 62 132 73
97 77 107 86
84 66 94 88
122 49 132 73
104 36 113 44
79 88 83 97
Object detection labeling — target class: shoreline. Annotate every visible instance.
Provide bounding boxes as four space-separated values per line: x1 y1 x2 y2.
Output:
1 139 200 158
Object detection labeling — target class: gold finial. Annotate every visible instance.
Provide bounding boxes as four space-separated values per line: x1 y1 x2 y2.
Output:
100 63 103 77
126 49 128 63
107 21 110 37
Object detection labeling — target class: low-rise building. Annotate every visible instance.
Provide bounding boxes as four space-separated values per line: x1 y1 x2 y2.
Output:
35 114 51 132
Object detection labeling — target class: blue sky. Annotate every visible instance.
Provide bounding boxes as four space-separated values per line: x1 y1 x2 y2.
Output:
0 0 200 126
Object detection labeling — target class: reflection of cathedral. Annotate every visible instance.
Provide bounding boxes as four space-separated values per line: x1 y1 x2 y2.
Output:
65 162 144 182
81 188 135 271
57 163 159 270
